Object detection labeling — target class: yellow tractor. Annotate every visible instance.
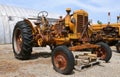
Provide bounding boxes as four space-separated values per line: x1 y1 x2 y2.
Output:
90 16 120 53
12 8 112 74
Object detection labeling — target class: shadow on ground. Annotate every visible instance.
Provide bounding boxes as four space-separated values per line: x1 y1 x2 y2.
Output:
31 52 51 59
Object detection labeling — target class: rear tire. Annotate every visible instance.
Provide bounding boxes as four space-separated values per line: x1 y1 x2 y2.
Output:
52 46 75 74
12 21 33 60
94 42 112 62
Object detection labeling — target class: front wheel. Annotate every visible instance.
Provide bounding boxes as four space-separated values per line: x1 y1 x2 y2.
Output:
52 46 75 74
94 42 112 62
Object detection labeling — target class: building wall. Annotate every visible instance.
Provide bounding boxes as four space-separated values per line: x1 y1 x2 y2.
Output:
0 5 57 44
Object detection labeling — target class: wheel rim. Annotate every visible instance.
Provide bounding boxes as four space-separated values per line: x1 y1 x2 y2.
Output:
14 28 22 54
54 52 67 70
96 47 107 60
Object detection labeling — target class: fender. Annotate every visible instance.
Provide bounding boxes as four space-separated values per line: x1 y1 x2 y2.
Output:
24 19 36 34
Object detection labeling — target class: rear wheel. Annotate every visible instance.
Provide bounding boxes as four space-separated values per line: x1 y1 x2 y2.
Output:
94 42 112 62
12 21 33 60
52 46 75 74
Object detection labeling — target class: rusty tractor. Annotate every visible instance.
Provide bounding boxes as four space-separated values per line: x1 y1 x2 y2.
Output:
12 8 112 74
90 15 120 53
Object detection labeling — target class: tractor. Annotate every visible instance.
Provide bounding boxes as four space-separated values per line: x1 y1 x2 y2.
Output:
90 16 120 53
12 8 112 74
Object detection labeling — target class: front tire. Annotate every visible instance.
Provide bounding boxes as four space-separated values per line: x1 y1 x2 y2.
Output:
52 46 75 74
94 42 112 62
12 21 33 60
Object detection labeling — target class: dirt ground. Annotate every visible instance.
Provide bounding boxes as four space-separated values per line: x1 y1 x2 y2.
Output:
0 44 120 77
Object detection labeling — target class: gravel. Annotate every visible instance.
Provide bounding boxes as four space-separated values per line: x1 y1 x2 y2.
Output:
0 44 120 77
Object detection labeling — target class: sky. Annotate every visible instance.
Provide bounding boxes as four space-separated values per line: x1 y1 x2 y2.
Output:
0 0 120 23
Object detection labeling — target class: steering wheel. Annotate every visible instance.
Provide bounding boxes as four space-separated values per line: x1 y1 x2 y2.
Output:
38 11 48 18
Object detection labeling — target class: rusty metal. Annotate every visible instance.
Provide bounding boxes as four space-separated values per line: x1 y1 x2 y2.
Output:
96 47 107 60
54 52 67 70
69 43 99 51
21 8 103 51
90 15 120 45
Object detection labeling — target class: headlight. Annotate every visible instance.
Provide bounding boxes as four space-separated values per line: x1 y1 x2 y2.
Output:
71 18 76 24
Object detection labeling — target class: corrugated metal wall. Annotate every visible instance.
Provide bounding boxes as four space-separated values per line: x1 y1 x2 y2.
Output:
0 5 57 44
0 5 39 44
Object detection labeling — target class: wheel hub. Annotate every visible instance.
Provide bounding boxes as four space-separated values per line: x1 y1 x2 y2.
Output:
54 52 67 70
14 29 22 54
97 48 107 60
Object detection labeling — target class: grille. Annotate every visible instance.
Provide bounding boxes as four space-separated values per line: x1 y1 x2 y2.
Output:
77 15 83 27
77 15 83 33
85 16 88 25
77 15 88 33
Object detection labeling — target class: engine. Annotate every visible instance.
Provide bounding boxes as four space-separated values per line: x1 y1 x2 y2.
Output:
102 25 119 37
